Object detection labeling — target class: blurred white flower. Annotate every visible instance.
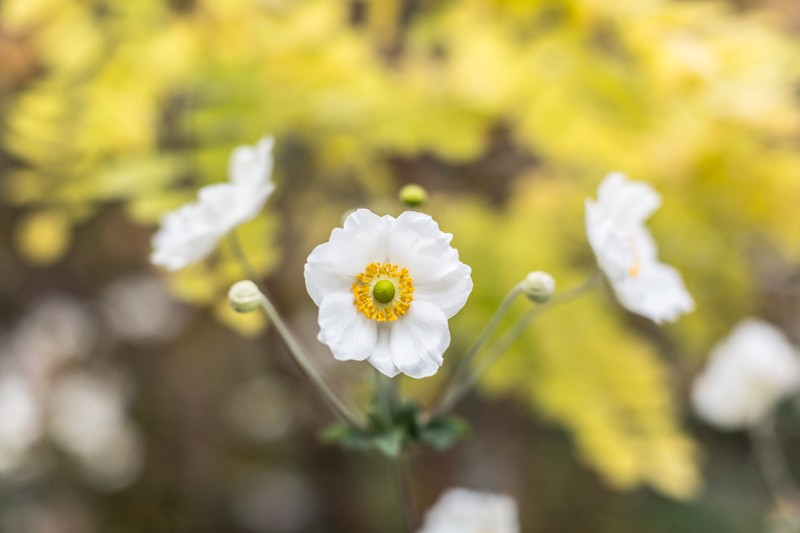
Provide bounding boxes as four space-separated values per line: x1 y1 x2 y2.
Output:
691 319 800 430
151 136 275 271
585 172 694 323
49 373 127 456
0 374 41 473
305 209 472 378
7 298 96 382
418 488 519 533
101 275 186 342
48 372 143 491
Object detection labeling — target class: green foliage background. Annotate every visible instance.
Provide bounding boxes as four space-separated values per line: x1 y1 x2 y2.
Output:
2 0 800 530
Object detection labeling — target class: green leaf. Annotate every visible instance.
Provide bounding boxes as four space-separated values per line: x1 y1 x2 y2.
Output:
372 429 405 458
418 416 470 451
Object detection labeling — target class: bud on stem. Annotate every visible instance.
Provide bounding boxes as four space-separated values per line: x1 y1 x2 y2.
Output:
228 280 263 313
522 271 556 304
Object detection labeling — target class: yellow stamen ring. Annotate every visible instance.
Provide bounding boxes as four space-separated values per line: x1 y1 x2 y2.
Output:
352 262 414 322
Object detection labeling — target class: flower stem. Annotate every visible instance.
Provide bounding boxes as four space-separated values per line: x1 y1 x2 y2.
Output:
374 372 415 531
227 232 364 428
434 272 601 415
257 294 364 428
375 370 397 424
748 416 800 513
394 453 416 533
435 283 523 408
228 231 261 283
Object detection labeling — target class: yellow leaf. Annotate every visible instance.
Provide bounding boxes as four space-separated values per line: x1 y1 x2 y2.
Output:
13 208 72 266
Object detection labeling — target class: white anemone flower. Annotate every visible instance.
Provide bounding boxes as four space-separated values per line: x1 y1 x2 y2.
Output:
304 209 472 379
417 488 520 533
585 172 694 323
691 319 800 430
151 136 275 271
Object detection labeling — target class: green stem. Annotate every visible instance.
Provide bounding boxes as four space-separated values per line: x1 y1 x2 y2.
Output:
257 294 364 428
435 283 523 409
227 232 364 428
434 272 601 415
394 453 416 532
228 231 260 283
749 416 800 513
375 372 415 532
375 371 396 425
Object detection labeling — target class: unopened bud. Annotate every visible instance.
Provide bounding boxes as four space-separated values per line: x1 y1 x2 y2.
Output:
228 280 263 313
399 184 427 208
522 271 555 304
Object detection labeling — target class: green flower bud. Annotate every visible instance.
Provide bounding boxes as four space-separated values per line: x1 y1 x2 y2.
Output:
228 280 263 313
522 271 556 304
399 184 428 208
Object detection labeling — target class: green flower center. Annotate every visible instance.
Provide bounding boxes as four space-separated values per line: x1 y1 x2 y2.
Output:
372 279 396 304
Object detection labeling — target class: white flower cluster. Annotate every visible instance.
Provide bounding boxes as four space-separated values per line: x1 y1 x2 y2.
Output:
145 138 712 529
0 298 143 490
151 150 697 380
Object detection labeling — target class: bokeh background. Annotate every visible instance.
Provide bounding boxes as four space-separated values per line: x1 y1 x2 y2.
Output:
2 0 800 531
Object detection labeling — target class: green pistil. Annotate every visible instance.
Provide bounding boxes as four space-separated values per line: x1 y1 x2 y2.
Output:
372 279 396 304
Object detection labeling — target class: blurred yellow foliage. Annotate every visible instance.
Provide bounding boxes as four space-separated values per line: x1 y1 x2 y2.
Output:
3 0 800 497
13 208 72 266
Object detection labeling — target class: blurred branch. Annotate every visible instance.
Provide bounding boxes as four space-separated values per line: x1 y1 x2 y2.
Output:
749 416 800 514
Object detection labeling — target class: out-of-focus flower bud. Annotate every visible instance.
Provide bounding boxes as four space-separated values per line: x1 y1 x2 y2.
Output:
399 184 427 208
228 281 263 313
522 271 555 304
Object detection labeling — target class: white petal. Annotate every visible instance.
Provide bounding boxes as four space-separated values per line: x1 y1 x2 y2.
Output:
414 264 474 319
691 366 757 429
387 211 473 317
584 199 606 254
585 209 631 281
367 326 401 377
317 293 377 361
389 301 450 379
151 136 277 272
586 173 692 323
388 212 458 283
612 262 694 323
304 209 391 306
150 194 228 271
596 172 661 229
197 183 244 230
229 136 274 188
418 487 520 533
